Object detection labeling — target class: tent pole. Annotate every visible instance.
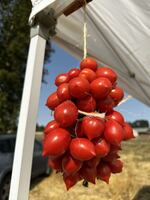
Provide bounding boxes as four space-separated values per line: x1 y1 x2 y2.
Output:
9 25 46 200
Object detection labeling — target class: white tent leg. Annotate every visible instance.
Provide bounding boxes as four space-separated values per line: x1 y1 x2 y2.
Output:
9 33 46 200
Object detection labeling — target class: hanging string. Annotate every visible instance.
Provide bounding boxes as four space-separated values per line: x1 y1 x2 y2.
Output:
83 0 87 59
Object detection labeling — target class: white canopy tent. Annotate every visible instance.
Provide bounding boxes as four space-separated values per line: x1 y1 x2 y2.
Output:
9 0 150 199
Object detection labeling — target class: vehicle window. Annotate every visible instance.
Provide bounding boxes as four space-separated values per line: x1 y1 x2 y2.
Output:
0 139 12 153
34 141 42 153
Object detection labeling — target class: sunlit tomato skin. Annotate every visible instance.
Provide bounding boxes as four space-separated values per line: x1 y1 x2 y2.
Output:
97 162 111 184
96 67 117 84
80 165 97 184
123 122 134 140
42 128 71 157
76 96 96 112
109 159 123 173
62 155 82 175
55 73 70 86
95 138 110 157
69 77 90 99
48 157 62 172
57 83 71 102
106 110 125 126
46 92 60 110
109 86 124 102
80 57 98 71
68 68 81 79
79 68 96 82
82 116 105 140
70 138 96 161
97 96 115 113
90 77 112 99
104 120 123 145
54 101 78 127
44 120 60 135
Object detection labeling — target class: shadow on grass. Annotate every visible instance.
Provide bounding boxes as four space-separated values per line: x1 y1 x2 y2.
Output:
133 186 150 200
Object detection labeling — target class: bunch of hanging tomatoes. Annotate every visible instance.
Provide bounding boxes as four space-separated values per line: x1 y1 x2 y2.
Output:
43 57 134 190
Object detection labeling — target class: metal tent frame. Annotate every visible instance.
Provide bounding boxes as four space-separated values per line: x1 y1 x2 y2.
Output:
9 1 89 199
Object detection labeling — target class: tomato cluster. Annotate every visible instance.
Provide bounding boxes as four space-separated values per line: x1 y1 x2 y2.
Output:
43 57 134 190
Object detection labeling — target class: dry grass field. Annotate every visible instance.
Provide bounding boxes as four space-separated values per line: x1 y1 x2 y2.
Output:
29 135 150 200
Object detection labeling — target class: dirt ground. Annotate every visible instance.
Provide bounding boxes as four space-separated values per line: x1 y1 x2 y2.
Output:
29 135 150 200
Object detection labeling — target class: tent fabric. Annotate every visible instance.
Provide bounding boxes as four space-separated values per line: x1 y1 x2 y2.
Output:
54 0 150 106
30 0 150 106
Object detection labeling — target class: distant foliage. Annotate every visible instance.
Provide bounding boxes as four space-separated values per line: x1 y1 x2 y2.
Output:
0 0 54 134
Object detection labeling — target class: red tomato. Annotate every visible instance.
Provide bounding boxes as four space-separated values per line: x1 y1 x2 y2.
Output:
106 110 125 126
85 157 101 168
97 162 111 184
90 77 112 99
82 116 105 140
68 68 81 79
70 138 96 161
104 120 123 145
55 73 70 86
102 152 120 163
63 173 79 190
76 96 96 112
109 86 124 102
123 122 134 140
44 120 60 135
46 92 60 110
57 83 71 102
48 157 62 172
109 159 123 173
75 121 85 138
42 128 71 157
96 67 117 84
80 165 97 184
97 96 115 113
95 138 110 157
69 77 90 99
110 144 122 153
79 68 96 82
62 154 82 175
54 101 78 127
80 57 98 71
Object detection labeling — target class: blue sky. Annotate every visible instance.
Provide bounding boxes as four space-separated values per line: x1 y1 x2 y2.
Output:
37 42 150 126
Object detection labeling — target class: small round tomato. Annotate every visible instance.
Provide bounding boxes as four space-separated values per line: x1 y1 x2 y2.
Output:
44 120 60 135
97 96 115 113
70 138 96 161
90 77 112 99
57 83 71 102
95 138 110 157
68 68 81 79
109 86 124 102
106 110 125 126
55 73 70 86
104 120 123 145
123 122 134 140
80 57 98 71
82 116 105 140
54 101 78 127
69 77 90 99
76 96 96 112
96 67 117 84
97 162 111 184
43 128 71 157
79 68 96 82
46 92 60 110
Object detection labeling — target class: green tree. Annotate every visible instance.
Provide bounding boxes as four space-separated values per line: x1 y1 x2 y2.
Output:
0 0 53 134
